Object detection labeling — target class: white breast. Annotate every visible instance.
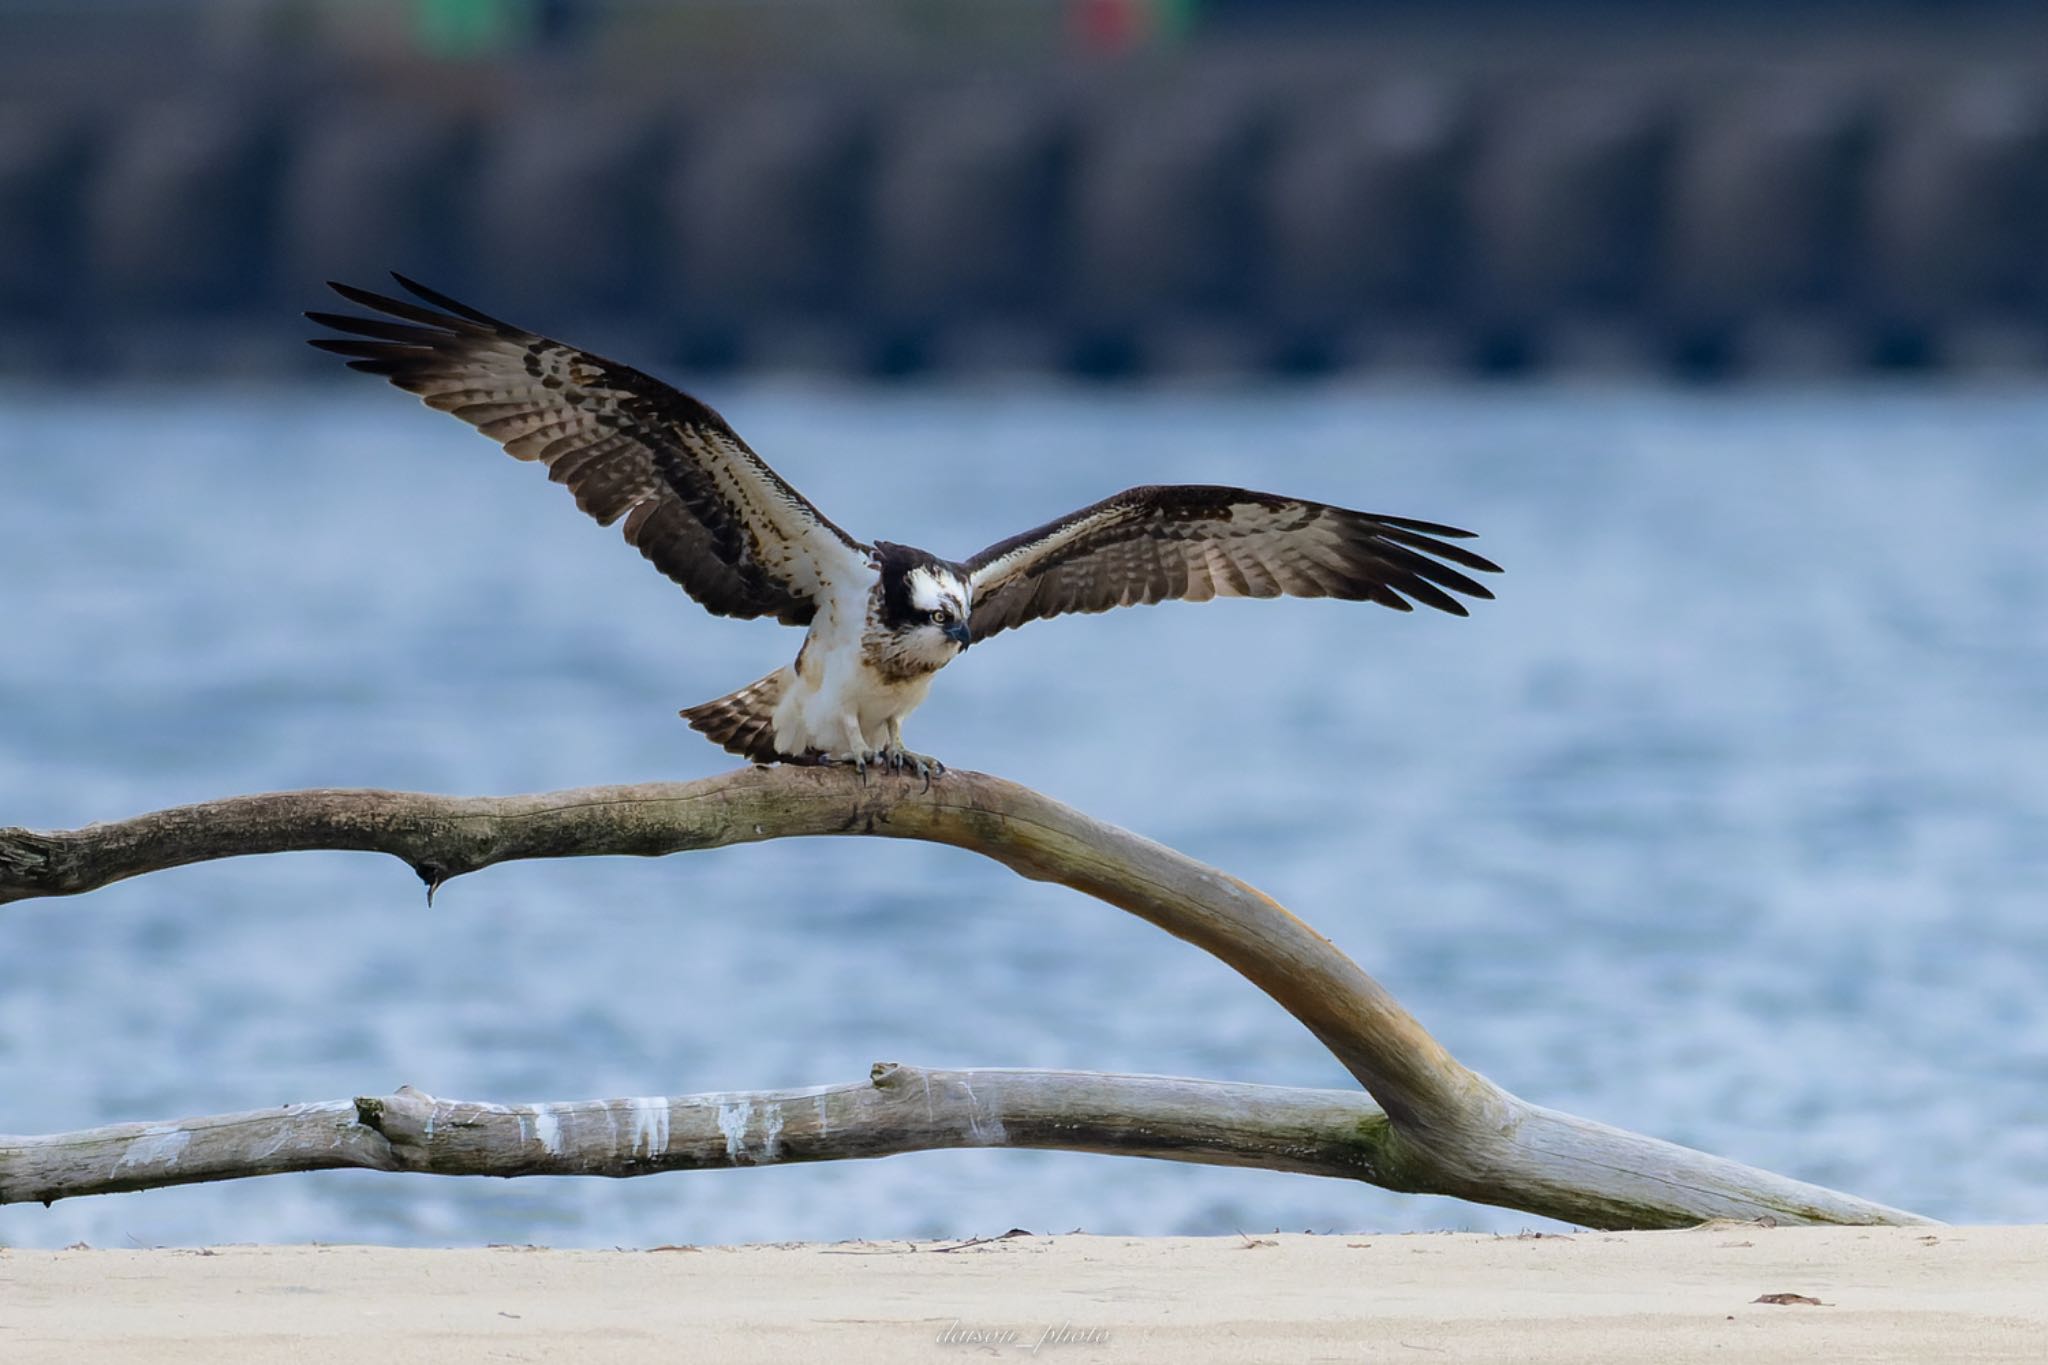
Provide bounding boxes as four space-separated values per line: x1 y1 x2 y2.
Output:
768 564 930 759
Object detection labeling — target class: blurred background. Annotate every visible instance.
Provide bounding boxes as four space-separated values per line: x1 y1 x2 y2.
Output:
5 0 2048 380
2 0 2046 1251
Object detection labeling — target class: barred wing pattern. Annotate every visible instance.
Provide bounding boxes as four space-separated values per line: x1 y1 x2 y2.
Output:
964 485 1500 642
308 276 868 626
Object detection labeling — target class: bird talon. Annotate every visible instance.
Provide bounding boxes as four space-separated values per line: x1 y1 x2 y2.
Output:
879 745 944 790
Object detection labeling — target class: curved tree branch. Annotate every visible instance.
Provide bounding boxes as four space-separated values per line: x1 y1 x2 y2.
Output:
0 767 1933 1228
0 1066 1394 1207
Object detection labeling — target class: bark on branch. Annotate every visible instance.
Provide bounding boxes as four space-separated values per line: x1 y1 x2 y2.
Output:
0 767 1932 1229
0 1067 1393 1207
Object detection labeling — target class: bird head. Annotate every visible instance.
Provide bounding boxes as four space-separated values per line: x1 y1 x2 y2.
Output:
873 543 973 668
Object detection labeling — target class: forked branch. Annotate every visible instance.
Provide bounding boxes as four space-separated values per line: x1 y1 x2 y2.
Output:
0 767 1932 1229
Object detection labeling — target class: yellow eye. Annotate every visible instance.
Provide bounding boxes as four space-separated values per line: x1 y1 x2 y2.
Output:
931 608 952 625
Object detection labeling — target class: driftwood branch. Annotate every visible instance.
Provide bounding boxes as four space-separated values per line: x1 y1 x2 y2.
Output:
0 766 1933 1229
0 1066 1394 1206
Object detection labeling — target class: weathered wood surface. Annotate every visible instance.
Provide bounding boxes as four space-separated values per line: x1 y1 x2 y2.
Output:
0 1066 1395 1206
0 767 1934 1228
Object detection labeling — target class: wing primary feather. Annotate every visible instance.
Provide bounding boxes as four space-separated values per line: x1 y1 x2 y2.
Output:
390 272 519 329
1372 571 1465 615
1355 536 1496 599
1371 523 1504 574
306 337 423 359
324 280 487 331
1369 513 1482 538
304 310 447 344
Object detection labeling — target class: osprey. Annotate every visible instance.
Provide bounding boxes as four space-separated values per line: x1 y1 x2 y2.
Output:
310 276 1501 779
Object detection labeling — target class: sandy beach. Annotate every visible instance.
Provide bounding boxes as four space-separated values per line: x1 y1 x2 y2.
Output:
4 1224 2041 1363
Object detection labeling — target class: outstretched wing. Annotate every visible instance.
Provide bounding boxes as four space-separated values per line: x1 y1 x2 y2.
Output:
963 484 1499 642
308 275 868 626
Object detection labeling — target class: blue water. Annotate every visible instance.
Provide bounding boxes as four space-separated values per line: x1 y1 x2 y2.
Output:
1 381 2044 1248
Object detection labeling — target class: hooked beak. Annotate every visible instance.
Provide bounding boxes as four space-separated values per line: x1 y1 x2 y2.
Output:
944 620 972 649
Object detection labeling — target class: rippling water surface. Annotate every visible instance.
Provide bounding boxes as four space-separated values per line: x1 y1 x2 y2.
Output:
2 382 2044 1247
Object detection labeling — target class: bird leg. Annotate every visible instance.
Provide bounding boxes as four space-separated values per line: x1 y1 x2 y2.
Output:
830 717 874 785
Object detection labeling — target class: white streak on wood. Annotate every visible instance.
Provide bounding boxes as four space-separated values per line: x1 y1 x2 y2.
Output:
629 1098 670 1159
958 1079 1007 1146
717 1101 752 1162
114 1126 189 1173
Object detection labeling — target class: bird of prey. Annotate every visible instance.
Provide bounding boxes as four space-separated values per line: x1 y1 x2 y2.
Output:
309 276 1500 780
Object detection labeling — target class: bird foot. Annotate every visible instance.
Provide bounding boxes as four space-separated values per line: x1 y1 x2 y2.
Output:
882 744 945 791
791 746 941 789
790 748 879 784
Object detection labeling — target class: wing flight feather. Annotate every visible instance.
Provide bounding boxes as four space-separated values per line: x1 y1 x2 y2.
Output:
964 485 1500 641
308 275 868 625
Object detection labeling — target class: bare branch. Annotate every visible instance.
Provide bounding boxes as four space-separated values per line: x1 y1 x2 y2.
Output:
0 768 1935 1228
0 1067 1396 1207
0 768 1462 1120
